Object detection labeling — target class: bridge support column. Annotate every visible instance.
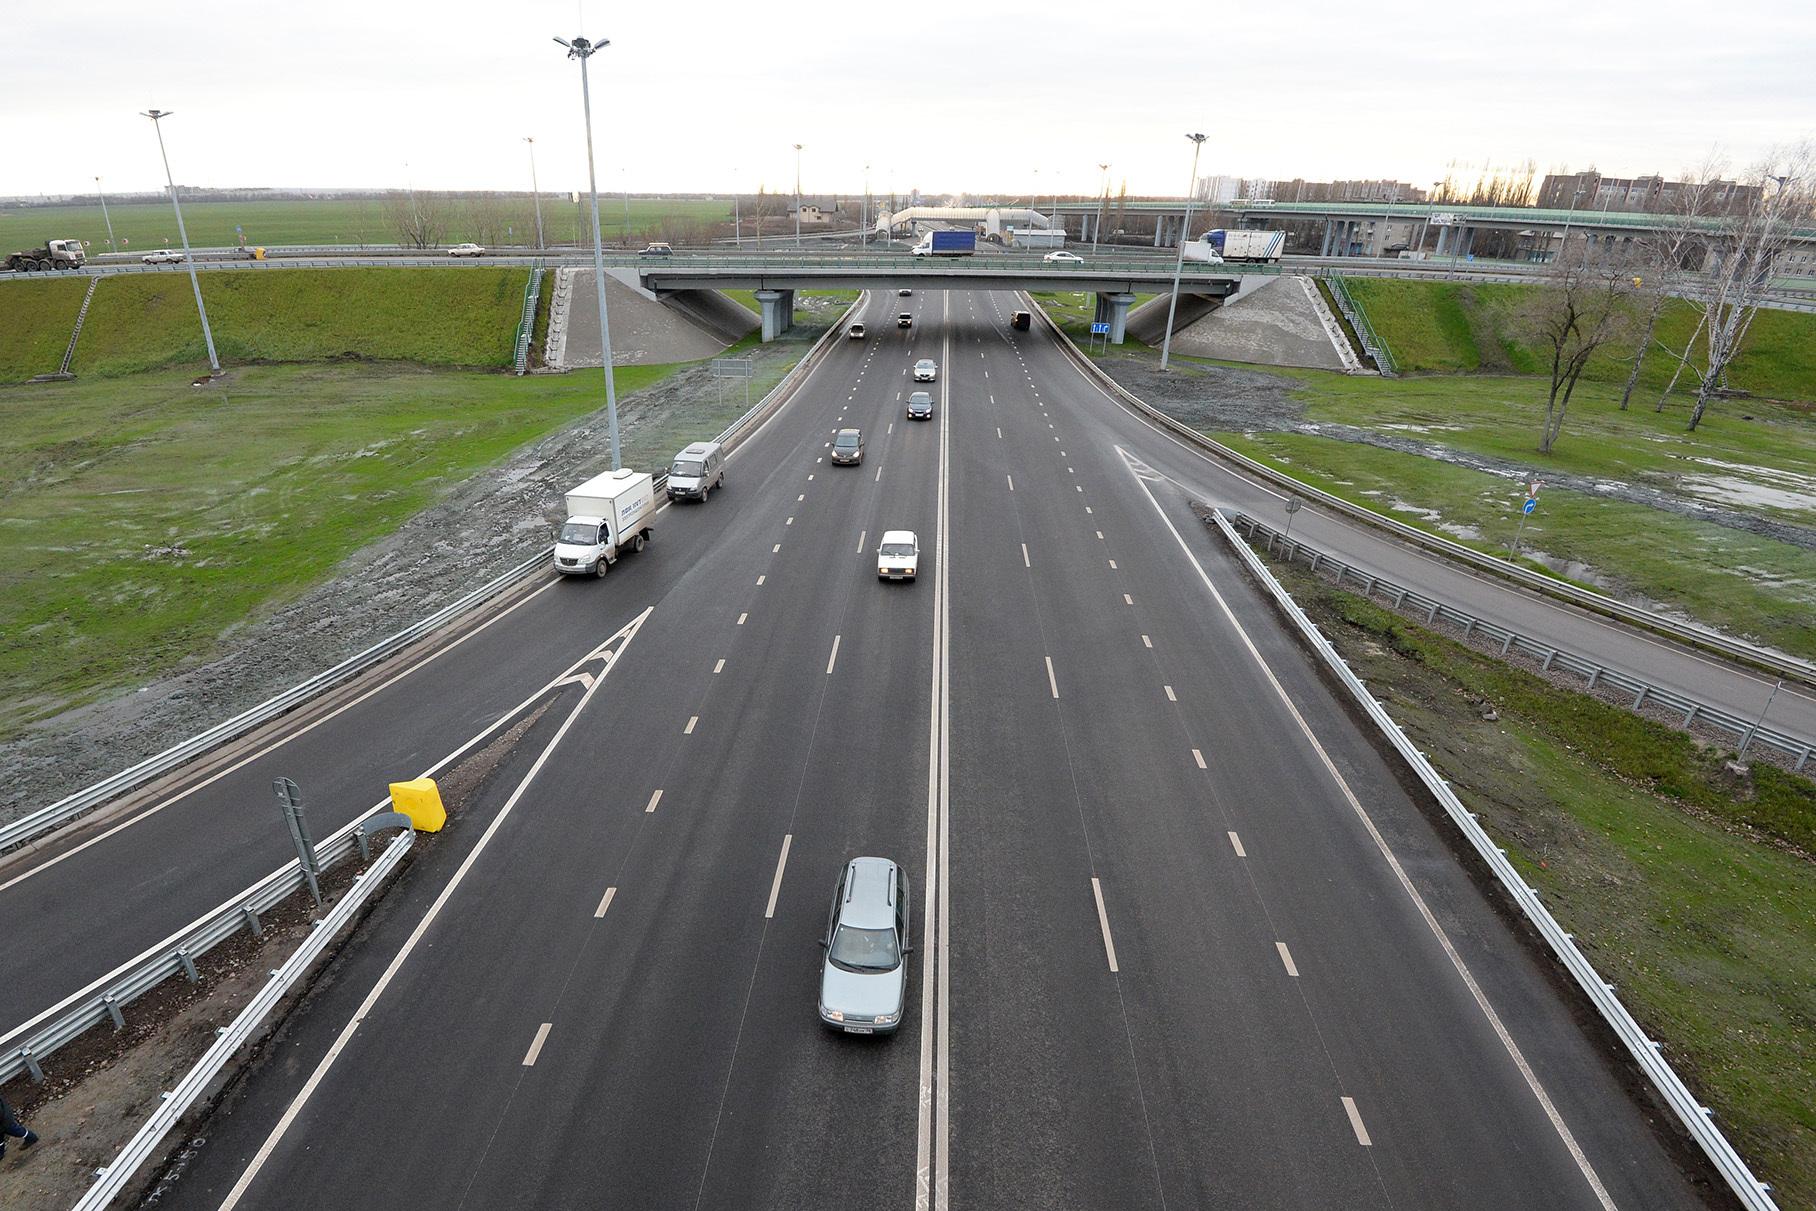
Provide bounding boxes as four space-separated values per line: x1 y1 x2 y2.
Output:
1319 220 1333 257
755 288 795 342
1098 292 1136 344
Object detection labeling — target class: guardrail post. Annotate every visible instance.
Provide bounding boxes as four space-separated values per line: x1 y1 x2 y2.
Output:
1500 632 1516 655
1634 686 1650 709
242 904 262 938
1541 649 1558 671
19 1047 44 1083
1586 667 1603 691
178 948 199 983
1331 563 1343 586
1392 588 1406 607
1461 618 1475 638
1797 746 1810 772
1682 704 1699 726
104 994 125 1030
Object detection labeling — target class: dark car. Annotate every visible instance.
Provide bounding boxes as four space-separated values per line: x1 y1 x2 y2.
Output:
906 391 934 421
1011 310 1032 331
831 427 865 465
897 312 913 329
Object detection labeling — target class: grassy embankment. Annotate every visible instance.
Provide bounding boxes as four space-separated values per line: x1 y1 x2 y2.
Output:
723 288 862 321
0 197 732 252
1277 563 1816 1205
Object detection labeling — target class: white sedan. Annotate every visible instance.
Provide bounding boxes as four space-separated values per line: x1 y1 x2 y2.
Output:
141 249 184 265
913 358 938 382
446 243 486 257
1043 250 1084 264
877 530 920 582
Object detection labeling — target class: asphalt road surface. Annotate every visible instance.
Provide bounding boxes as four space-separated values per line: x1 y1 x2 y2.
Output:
122 290 1706 1210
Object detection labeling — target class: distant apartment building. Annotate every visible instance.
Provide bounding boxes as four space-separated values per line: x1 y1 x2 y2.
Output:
1260 178 1427 203
1194 174 1244 204
1538 170 1761 215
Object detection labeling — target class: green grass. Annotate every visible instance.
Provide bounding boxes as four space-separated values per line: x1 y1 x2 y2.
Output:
1287 569 1816 1205
0 358 717 733
45 268 529 379
0 197 733 253
0 277 89 380
1344 277 1816 401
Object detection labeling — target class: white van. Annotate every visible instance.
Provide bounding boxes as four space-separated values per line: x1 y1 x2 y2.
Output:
667 441 726 503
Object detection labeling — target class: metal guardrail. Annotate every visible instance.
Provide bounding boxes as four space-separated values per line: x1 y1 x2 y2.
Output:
1208 506 1779 1210
72 825 415 1210
1232 514 1812 769
1025 295 1816 690
1322 275 1397 375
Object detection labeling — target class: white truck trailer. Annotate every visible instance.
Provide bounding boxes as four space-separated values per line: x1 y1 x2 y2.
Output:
1183 229 1286 264
554 469 656 576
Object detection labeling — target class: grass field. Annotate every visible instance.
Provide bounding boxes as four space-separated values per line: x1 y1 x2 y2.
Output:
0 357 722 733
2 268 533 381
0 197 733 254
1282 564 1816 1206
1344 277 1816 402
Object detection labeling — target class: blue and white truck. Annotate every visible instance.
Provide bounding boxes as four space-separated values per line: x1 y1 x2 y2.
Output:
1184 229 1285 264
911 230 977 257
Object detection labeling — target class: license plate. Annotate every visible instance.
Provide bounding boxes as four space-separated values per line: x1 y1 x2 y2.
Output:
843 1025 874 1035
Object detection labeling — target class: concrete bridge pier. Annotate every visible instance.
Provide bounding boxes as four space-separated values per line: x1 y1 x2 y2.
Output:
1094 291 1137 344
755 288 796 342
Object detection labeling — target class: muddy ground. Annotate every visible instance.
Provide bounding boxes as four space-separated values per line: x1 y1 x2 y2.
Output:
0 317 837 825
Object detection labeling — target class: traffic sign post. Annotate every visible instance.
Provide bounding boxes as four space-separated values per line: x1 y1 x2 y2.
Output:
1509 483 1541 557
1089 320 1110 352
709 356 755 413
1283 494 1302 542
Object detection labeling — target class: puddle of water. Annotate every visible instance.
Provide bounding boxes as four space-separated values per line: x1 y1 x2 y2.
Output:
1678 473 1816 515
1385 497 1443 522
1380 422 1464 433
1437 521 1485 541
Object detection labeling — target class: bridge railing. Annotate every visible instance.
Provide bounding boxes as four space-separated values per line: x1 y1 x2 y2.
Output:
1318 274 1397 375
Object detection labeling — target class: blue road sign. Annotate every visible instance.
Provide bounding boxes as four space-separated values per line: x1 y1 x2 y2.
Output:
235 224 243 234
1522 498 1538 515
1090 322 1111 335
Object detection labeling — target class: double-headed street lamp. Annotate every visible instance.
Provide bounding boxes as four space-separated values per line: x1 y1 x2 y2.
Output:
141 110 219 374
554 34 623 472
524 137 545 251
1159 132 1208 372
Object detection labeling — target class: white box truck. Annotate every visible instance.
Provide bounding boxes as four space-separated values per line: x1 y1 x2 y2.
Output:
1183 229 1286 264
554 469 656 576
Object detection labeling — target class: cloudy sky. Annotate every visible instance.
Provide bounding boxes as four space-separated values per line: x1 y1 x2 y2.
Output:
6 0 1813 200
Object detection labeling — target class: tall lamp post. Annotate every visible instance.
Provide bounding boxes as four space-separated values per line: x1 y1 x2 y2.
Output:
793 143 803 247
554 35 623 471
141 110 219 374
862 162 870 248
1557 184 1586 265
524 137 545 251
1093 162 1109 253
95 176 118 254
1159 132 1208 372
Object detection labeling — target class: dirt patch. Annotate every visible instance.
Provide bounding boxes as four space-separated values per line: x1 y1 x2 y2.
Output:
1087 349 1306 433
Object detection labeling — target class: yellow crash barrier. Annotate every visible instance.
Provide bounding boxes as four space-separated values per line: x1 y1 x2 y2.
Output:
388 777 446 832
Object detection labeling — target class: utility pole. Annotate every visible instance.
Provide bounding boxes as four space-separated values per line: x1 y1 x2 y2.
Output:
863 163 870 248
141 110 219 374
1160 132 1208 372
524 137 545 250
793 143 803 247
95 176 118 254
1557 184 1586 265
555 34 623 471
1093 162 1109 253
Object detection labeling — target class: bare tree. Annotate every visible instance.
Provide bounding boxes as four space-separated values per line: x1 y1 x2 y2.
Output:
1619 166 1722 410
1523 257 1640 454
385 191 450 249
1657 144 1814 430
465 195 511 247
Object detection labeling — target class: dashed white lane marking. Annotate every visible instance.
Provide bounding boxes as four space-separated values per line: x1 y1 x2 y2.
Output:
889 422 894 434
1163 685 1176 702
876 466 883 482
765 834 794 919
645 788 663 813
798 494 805 502
857 529 868 553
594 886 617 917
1045 656 1059 699
1076 485 1083 493
1142 634 1153 648
1091 878 1119 973
684 715 699 734
816 457 822 463
808 474 814 481
997 427 1003 439
1021 543 1031 568
1109 559 1118 570
1007 474 1015 491
1277 942 1300 977
1342 1097 1372 1146
1192 748 1207 769
1228 831 1247 857
1085 506 1093 514
522 1022 553 1066
772 544 781 554
827 634 842 675
757 575 766 586
1123 593 1134 606
737 612 748 625
1096 531 1104 540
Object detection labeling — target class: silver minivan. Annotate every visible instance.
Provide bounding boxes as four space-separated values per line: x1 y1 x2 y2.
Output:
667 441 725 502
819 856 911 1035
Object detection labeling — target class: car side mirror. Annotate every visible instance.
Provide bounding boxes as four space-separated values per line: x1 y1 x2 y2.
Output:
902 944 915 954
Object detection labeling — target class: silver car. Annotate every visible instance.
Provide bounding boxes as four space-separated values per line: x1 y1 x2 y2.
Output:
819 857 911 1034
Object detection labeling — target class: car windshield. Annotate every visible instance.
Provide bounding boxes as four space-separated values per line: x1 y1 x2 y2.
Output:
880 543 915 557
559 522 600 545
834 435 860 448
829 925 901 972
670 460 704 477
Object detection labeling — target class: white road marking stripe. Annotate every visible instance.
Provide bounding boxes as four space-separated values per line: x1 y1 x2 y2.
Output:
764 834 793 918
713 659 725 673
857 529 867 553
786 516 794 526
757 575 766 585
1228 831 1247 857
645 789 663 814
1021 543 1031 568
1123 594 1134 605
772 544 781 553
1277 942 1300 977
808 474 814 481
1109 559 1118 570
737 612 748 625
594 886 617 917
1076 485 1083 492
1006 474 1015 491
798 494 805 501
1192 748 1207 769
827 635 842 675
1091 878 1119 972
1085 506 1093 514
1045 656 1059 699
1096 530 1104 540
1342 1097 1371 1146
1164 685 1176 702
996 427 1003 439
523 1022 553 1066
877 466 883 482
1142 634 1152 648
889 422 894 434
685 716 699 734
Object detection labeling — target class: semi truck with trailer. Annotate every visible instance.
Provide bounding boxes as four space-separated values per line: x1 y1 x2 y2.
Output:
911 230 977 257
1182 229 1285 264
4 239 86 272
553 469 656 577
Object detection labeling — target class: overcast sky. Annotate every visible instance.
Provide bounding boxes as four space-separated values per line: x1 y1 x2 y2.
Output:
6 0 1813 201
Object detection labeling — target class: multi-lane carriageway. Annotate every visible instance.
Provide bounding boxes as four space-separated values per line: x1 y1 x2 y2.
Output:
11 289 1711 1209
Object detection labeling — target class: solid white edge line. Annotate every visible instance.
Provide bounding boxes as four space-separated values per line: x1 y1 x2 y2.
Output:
1277 941 1300 978
764 834 793 919
1091 877 1119 973
1116 448 1616 1209
1342 1096 1371 1146
215 608 650 1211
593 886 617 918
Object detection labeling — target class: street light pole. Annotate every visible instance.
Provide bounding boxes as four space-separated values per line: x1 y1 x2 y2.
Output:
95 176 117 254
1557 185 1585 265
141 110 219 374
555 35 623 471
863 163 870 248
793 143 803 247
1093 162 1109 253
524 137 545 251
1160 132 1208 372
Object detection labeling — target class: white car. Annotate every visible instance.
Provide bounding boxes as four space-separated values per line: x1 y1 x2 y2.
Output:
877 531 919 582
1043 250 1084 264
141 249 184 265
913 358 937 382
447 243 486 257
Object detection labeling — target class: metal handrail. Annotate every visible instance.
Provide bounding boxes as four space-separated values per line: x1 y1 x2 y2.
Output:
1209 506 1778 1210
1324 275 1397 375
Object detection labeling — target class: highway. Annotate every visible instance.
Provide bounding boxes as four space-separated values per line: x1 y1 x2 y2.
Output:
124 289 1703 1209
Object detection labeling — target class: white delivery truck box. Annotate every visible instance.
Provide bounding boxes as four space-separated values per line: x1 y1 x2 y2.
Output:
554 469 656 576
